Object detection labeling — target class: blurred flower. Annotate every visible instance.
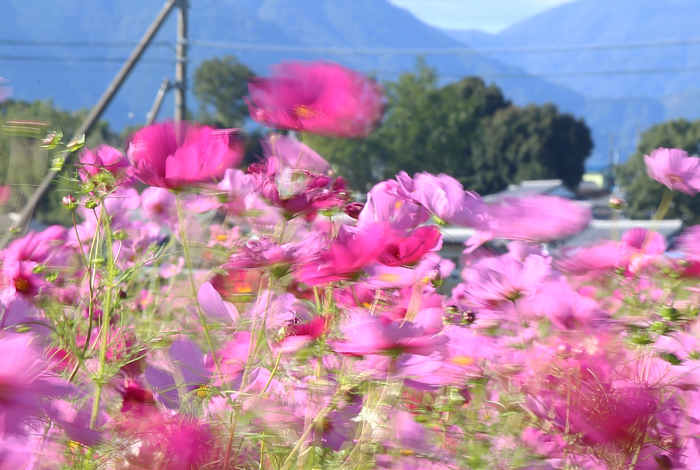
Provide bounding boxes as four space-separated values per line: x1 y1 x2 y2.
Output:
78 145 132 187
127 122 242 189
644 147 700 195
488 195 591 242
246 61 386 138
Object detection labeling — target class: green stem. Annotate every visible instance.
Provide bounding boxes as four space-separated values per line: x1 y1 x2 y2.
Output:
175 194 222 377
91 205 114 429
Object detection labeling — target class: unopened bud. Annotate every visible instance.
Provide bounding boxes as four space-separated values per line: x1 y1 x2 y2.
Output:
66 134 85 152
62 195 78 211
344 202 364 220
113 229 128 241
608 197 625 210
84 198 99 210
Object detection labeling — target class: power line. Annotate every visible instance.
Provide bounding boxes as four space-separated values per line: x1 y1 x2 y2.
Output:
0 55 173 64
188 37 700 55
0 39 174 50
4 54 700 80
5 37 700 55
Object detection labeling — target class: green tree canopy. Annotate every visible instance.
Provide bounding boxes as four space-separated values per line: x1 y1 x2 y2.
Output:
470 104 593 195
193 55 256 128
306 62 592 195
616 118 700 223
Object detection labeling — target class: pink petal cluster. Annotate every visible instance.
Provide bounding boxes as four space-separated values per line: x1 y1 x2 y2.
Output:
644 147 700 195
246 61 386 138
127 122 243 189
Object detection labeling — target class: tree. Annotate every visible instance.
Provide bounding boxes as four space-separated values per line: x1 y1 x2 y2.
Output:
470 104 593 195
193 55 256 128
306 61 593 195
616 118 700 224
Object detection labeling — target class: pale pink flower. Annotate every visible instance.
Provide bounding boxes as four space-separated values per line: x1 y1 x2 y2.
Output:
644 147 700 195
488 195 591 242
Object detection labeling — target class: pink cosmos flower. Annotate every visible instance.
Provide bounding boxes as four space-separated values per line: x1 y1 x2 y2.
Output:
217 169 254 216
262 133 332 174
141 187 178 227
331 310 447 358
378 226 442 267
397 172 489 228
127 122 243 189
0 185 10 206
676 225 700 261
462 254 550 312
556 241 621 276
78 145 132 186
644 147 700 195
245 61 386 138
619 227 666 273
488 195 591 242
295 224 388 285
358 180 430 231
0 334 71 437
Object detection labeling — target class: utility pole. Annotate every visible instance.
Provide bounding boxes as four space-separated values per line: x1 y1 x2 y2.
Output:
175 0 188 124
0 0 179 249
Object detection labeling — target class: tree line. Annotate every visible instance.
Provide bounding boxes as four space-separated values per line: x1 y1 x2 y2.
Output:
2 55 696 225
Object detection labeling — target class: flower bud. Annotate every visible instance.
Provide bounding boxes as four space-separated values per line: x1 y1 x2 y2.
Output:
113 229 128 241
62 194 78 211
84 198 99 210
608 197 625 210
344 202 364 219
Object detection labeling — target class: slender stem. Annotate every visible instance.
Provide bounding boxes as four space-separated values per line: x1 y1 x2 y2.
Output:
91 204 114 429
175 194 221 376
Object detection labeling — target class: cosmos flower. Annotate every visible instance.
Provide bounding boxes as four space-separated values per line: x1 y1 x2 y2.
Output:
127 122 242 189
245 61 386 138
644 147 700 195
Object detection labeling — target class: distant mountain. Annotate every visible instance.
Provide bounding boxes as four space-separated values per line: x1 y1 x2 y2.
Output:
442 0 700 166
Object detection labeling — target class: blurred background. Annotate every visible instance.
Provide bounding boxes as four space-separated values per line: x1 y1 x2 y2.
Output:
1 0 699 236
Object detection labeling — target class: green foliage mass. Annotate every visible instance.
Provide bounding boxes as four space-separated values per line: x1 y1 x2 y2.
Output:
616 118 700 224
193 55 256 129
471 103 593 195
305 61 593 195
0 99 120 226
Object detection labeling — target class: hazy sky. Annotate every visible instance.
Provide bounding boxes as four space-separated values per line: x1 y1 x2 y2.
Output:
388 0 578 32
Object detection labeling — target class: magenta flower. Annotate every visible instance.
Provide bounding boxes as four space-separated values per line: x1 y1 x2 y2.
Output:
263 133 331 174
245 61 386 138
462 254 550 312
489 195 591 242
217 169 254 216
295 224 387 285
127 122 242 189
141 187 178 226
396 172 489 228
644 148 700 195
0 185 10 206
378 226 442 267
331 310 447 358
0 334 71 437
78 145 132 186
676 225 700 261
358 180 430 231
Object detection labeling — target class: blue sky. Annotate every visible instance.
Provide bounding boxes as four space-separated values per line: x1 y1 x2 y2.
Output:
388 0 577 32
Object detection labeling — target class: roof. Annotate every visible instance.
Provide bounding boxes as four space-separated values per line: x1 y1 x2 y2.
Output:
483 179 577 203
561 219 684 247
